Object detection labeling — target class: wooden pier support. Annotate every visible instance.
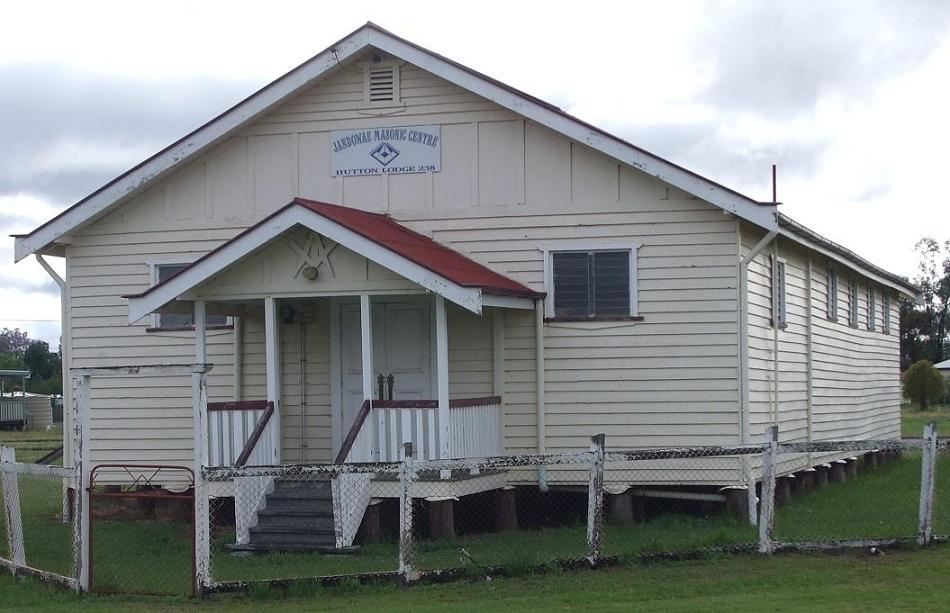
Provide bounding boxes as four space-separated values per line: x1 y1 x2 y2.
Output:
725 488 749 521
632 494 647 523
494 488 518 531
845 458 859 479
829 461 847 483
427 499 455 539
608 492 634 522
360 503 382 543
775 477 792 505
815 465 829 487
799 469 816 490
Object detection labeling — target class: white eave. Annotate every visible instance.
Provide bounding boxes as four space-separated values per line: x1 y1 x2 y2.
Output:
15 23 777 264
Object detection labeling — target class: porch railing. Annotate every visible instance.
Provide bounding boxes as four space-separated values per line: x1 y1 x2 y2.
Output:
0 399 25 426
207 400 274 467
336 396 502 464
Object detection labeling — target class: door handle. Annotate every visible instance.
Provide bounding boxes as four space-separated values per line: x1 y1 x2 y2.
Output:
387 373 395 401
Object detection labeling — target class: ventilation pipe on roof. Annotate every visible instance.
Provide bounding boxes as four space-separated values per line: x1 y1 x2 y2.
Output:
739 229 778 445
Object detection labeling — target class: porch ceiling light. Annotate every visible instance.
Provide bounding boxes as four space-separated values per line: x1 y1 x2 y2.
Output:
301 265 319 281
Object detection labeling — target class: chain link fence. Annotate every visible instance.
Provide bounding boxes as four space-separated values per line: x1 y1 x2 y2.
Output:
0 445 78 588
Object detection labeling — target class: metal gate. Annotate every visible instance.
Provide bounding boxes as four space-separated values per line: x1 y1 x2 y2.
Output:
88 464 195 596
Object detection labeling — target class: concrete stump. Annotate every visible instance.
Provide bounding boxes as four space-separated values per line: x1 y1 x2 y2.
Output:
725 488 749 521
799 470 816 490
829 462 847 483
608 492 634 523
360 503 382 543
775 477 792 505
494 488 518 531
427 499 455 539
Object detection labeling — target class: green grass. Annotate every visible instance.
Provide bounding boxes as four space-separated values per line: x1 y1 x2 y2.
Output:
6 545 950 611
901 404 950 438
0 426 63 464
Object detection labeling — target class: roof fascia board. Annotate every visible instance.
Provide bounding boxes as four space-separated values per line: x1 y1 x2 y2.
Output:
367 29 779 232
481 294 535 310
778 227 914 297
127 206 483 322
14 32 370 263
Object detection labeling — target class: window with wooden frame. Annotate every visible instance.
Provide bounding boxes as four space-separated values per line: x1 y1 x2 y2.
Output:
867 285 876 331
883 293 891 334
151 263 229 330
772 256 787 328
545 247 639 320
827 268 839 321
848 276 859 328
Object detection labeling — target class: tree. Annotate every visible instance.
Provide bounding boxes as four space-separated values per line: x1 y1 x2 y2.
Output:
23 341 54 380
903 360 946 409
0 328 31 359
901 238 950 369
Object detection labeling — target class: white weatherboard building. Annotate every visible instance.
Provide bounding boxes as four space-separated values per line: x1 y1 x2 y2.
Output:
15 24 916 510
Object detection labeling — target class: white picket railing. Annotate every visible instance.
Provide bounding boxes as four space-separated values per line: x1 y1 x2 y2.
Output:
207 401 274 467
0 399 25 424
342 396 502 463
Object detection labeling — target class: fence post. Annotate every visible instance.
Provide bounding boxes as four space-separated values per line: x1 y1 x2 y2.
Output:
192 368 211 595
0 445 25 570
586 433 605 565
918 421 938 546
74 373 91 593
398 441 416 582
758 426 778 554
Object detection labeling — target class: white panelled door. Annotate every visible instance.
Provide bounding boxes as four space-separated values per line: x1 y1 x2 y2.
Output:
339 299 432 438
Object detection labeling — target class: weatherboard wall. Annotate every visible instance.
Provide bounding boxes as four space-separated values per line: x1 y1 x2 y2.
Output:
65 51 761 478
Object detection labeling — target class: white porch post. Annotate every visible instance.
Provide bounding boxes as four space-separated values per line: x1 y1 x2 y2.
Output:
435 295 450 461
264 297 282 464
192 300 211 591
359 294 375 459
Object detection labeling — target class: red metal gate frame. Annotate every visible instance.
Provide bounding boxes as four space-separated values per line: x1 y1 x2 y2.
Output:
88 464 196 596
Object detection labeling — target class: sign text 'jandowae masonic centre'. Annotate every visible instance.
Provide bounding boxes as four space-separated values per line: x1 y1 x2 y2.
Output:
330 125 441 176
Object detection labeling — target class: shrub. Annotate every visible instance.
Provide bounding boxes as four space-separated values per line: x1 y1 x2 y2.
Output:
903 360 946 409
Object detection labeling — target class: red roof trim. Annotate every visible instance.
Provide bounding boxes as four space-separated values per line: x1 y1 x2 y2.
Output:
123 198 541 301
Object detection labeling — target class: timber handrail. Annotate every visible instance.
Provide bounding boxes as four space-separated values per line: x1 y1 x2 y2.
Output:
208 399 271 412
335 399 371 464
233 401 274 467
333 396 502 464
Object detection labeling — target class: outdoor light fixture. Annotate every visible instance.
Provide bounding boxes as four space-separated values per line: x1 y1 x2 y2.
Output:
301 265 319 280
280 305 296 324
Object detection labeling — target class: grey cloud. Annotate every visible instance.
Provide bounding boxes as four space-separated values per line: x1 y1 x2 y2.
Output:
0 63 260 206
693 0 950 118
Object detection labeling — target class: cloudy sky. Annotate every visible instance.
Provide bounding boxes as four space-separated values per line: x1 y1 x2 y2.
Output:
2 0 949 347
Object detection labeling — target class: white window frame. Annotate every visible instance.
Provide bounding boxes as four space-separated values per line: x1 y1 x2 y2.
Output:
883 293 891 334
541 241 641 319
148 259 230 330
848 276 859 328
827 267 839 321
772 256 787 329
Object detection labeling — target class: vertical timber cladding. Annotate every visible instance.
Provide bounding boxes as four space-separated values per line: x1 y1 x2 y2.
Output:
330 125 441 177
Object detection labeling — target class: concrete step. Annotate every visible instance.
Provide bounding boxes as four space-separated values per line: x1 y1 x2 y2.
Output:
248 528 337 550
255 514 335 532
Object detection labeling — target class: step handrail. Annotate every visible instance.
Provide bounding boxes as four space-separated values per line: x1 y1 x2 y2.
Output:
234 401 275 467
334 400 371 464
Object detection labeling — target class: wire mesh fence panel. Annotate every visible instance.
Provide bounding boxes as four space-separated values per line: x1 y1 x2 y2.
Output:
88 465 195 596
601 452 758 560
410 459 592 575
206 464 402 587
932 446 950 539
17 473 75 577
772 447 919 543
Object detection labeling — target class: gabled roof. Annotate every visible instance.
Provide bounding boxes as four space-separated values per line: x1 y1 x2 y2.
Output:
934 359 950 371
14 21 777 263
124 197 540 321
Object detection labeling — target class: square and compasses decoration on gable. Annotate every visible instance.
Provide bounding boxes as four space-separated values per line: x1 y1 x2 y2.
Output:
288 232 338 280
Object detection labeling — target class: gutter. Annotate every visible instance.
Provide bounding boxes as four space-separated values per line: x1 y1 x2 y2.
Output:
739 230 778 445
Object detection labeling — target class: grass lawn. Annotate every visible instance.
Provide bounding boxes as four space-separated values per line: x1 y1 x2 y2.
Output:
0 427 63 464
901 403 950 438
5 545 950 611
